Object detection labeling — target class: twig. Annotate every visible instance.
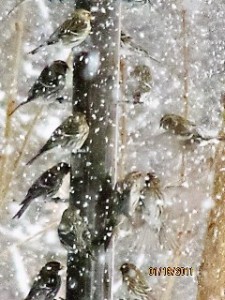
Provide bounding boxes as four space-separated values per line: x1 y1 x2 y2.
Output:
0 7 25 211
179 8 189 182
182 9 189 118
6 0 27 18
118 57 127 180
1 107 43 202
197 94 225 299
0 220 58 259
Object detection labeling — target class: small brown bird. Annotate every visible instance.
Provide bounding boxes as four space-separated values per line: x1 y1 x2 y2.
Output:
13 162 70 218
139 172 164 238
26 113 89 165
120 262 155 300
9 60 69 116
24 261 62 300
115 171 143 219
121 31 160 63
160 113 211 142
29 9 92 55
58 207 92 256
139 172 178 251
130 64 152 103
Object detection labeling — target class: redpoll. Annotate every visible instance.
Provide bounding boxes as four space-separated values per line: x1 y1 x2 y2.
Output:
13 162 70 218
130 64 152 103
24 261 62 300
29 9 92 55
120 262 155 300
115 171 143 219
58 207 92 256
9 60 69 116
139 172 164 236
160 113 212 142
91 176 116 250
26 112 89 165
139 172 178 251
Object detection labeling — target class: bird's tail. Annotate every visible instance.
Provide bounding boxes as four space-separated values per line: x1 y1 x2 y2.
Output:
12 196 32 219
28 43 45 55
159 223 180 253
198 135 225 142
26 150 43 166
9 101 28 116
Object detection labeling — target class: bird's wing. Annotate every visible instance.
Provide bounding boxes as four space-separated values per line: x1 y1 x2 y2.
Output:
27 67 62 101
48 16 88 44
39 66 61 87
174 121 195 137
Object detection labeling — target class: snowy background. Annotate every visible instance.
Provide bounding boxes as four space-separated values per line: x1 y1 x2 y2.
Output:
0 0 225 299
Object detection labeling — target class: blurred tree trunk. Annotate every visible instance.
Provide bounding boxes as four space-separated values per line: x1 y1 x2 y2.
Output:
197 95 225 299
67 1 121 300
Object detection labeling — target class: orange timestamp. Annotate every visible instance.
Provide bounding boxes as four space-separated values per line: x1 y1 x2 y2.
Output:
148 266 193 276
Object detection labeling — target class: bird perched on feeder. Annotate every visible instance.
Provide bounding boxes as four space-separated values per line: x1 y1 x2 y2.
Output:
138 172 178 251
9 60 69 116
13 162 70 219
26 113 89 165
58 207 92 256
115 171 143 220
138 172 165 241
24 261 62 300
120 262 155 300
29 9 92 55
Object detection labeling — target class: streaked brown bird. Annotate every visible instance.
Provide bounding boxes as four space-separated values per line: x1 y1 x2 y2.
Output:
13 162 70 219
26 113 89 165
160 113 211 142
139 172 178 251
9 60 69 116
115 171 143 219
29 9 92 55
58 207 92 256
120 262 155 300
24 261 62 300
139 172 164 238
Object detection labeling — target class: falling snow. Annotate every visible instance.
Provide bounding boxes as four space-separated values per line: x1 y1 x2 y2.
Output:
0 0 225 299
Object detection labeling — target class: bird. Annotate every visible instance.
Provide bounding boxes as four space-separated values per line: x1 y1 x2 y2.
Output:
29 9 92 55
92 172 143 250
121 31 160 63
160 113 213 142
139 172 164 238
130 64 152 104
9 60 69 116
120 262 155 300
26 112 89 165
115 171 143 220
24 261 62 300
91 176 116 250
58 207 92 256
138 172 178 251
13 162 70 219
